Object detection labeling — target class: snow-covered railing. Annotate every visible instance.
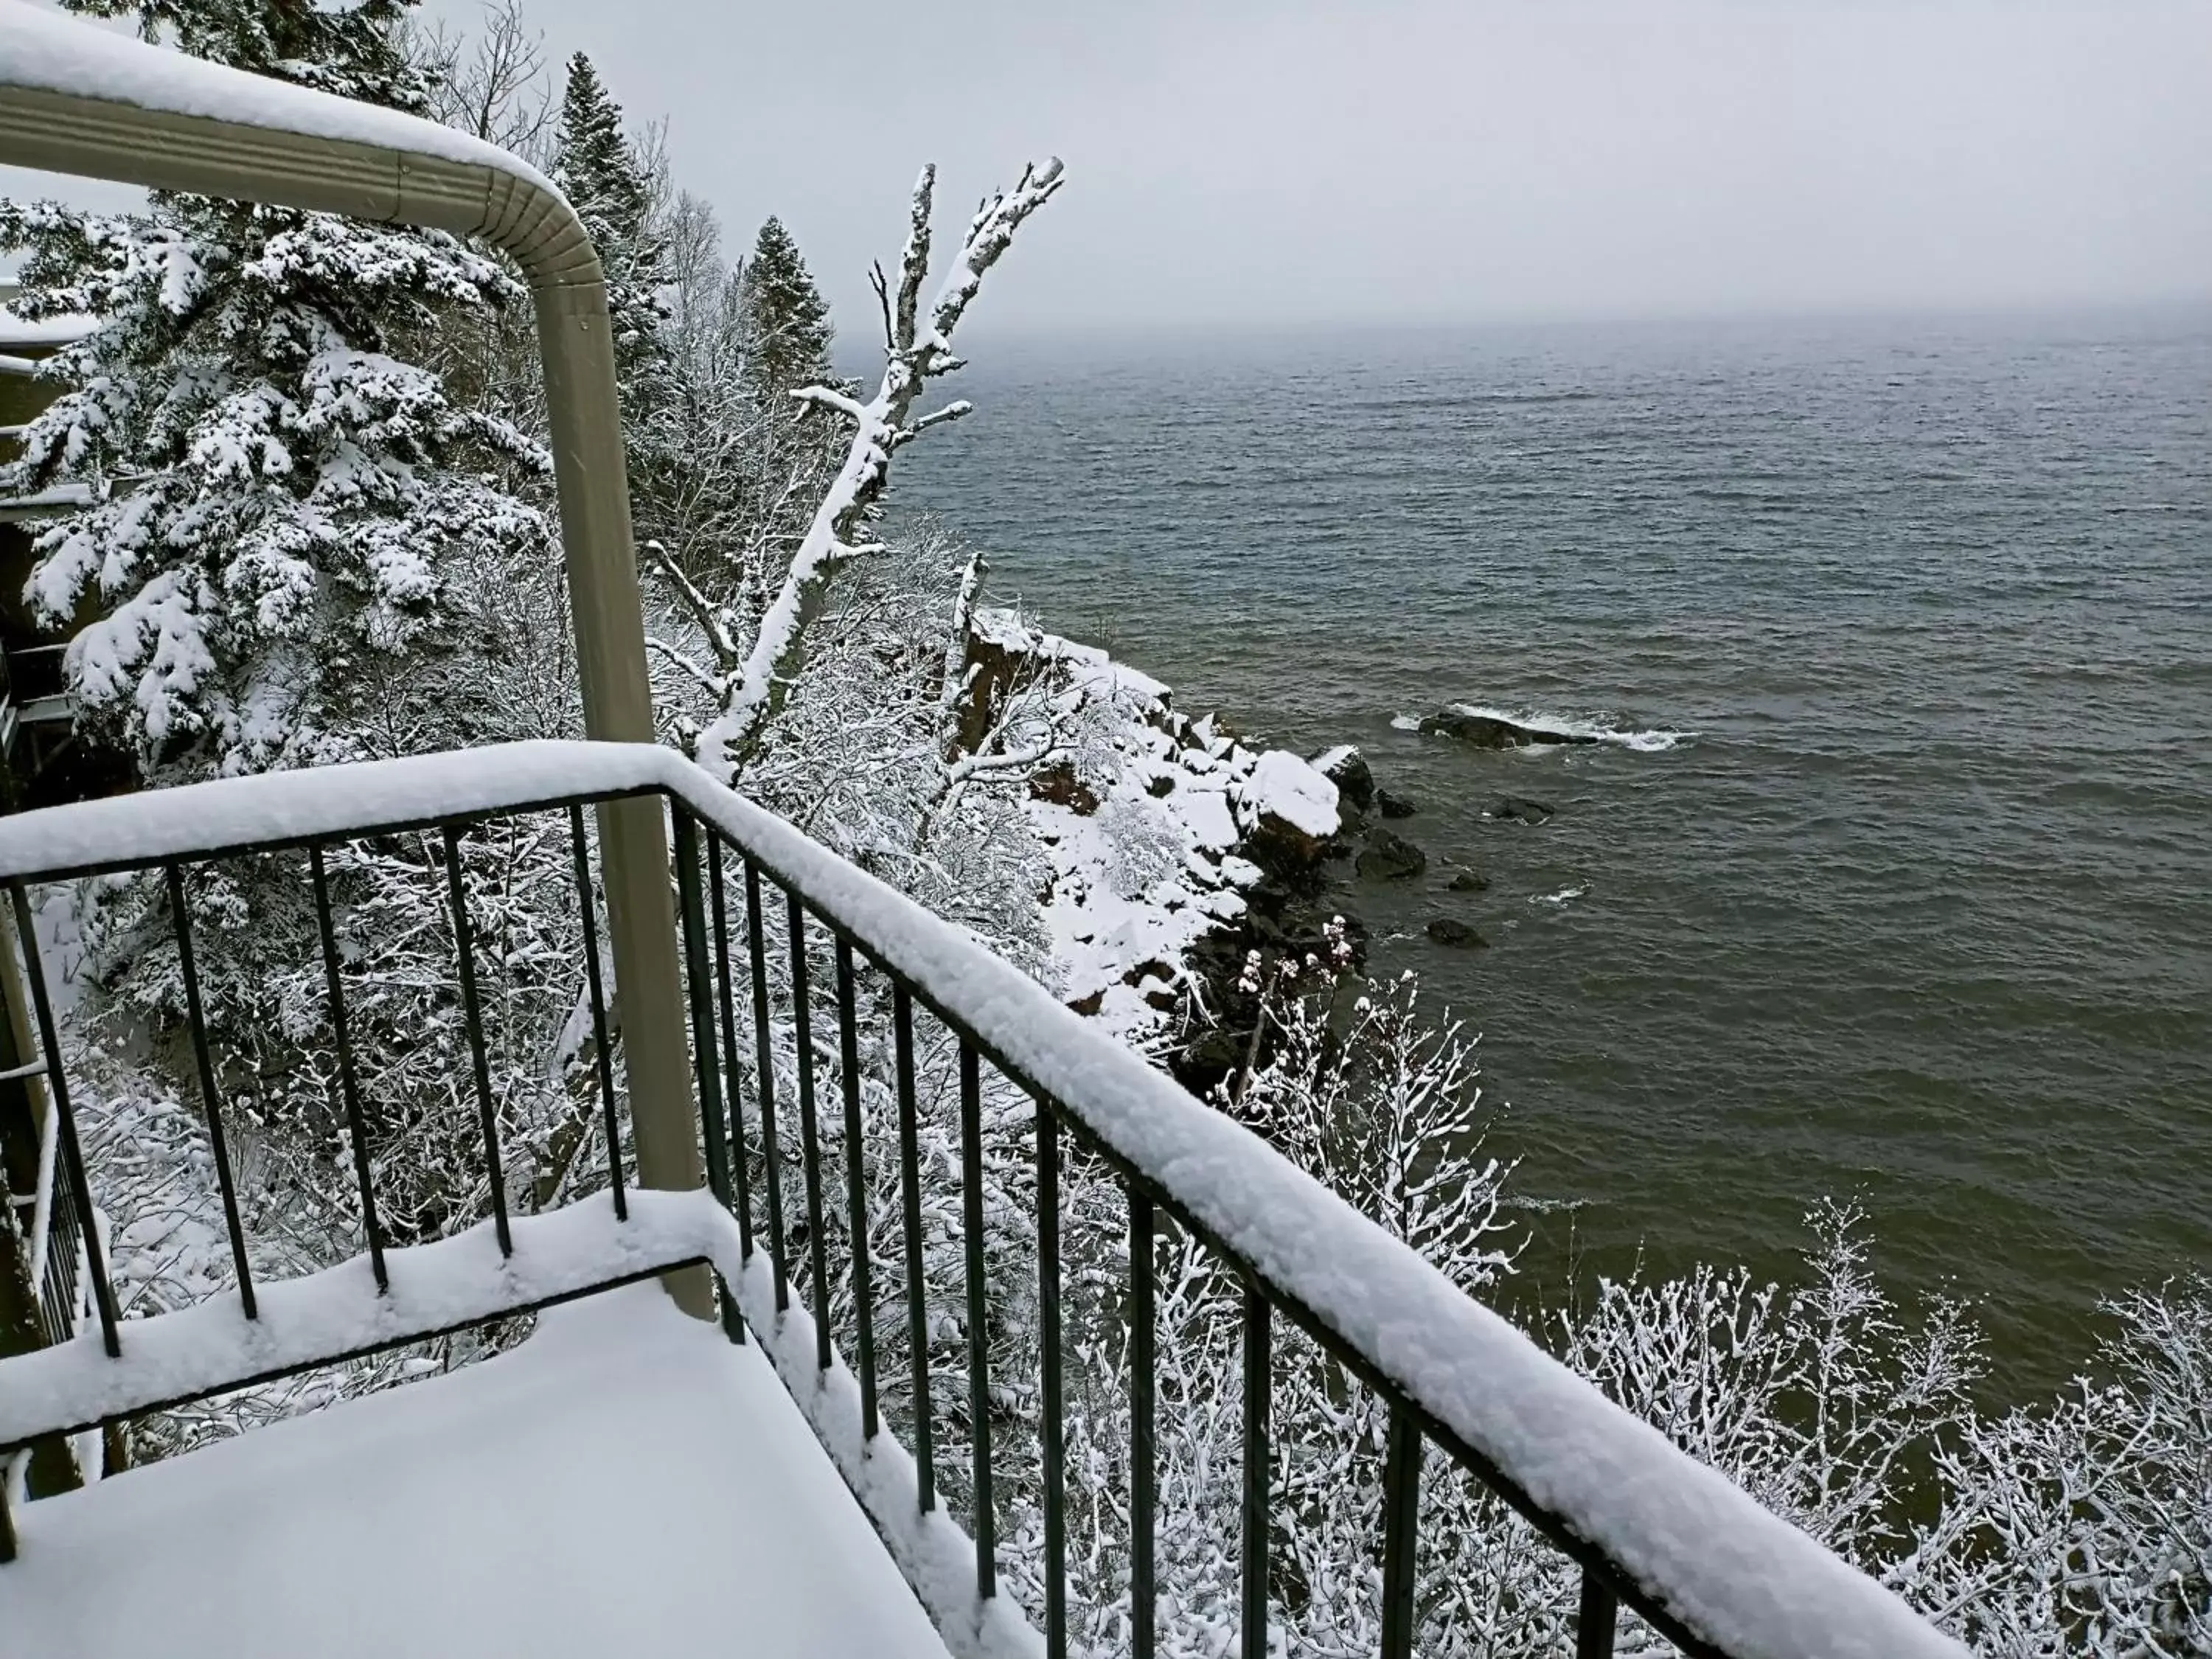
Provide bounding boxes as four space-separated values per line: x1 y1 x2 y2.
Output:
0 745 691 1569
0 742 1963 1658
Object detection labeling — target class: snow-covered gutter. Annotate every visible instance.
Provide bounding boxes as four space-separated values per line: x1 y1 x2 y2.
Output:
0 740 1963 1658
0 1 700 1234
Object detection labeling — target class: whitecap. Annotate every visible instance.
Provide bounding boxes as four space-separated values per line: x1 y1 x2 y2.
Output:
1529 883 1590 906
1389 713 1422 732
1445 702 1691 753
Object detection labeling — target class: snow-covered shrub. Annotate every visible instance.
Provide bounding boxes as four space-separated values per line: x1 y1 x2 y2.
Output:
1896 1281 2212 1655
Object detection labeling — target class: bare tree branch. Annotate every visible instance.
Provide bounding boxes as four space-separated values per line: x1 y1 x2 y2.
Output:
694 157 1065 780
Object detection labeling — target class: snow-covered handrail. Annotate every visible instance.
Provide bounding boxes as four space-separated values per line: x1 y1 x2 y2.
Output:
0 741 1961 1656
0 741 671 881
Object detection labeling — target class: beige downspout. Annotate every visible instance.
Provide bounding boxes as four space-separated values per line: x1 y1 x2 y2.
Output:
0 60 708 1313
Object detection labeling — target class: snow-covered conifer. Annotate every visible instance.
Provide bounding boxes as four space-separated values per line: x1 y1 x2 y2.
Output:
0 0 546 780
734 216 833 400
551 53 665 374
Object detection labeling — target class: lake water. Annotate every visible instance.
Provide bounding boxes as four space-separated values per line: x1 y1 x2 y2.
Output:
902 307 2212 1401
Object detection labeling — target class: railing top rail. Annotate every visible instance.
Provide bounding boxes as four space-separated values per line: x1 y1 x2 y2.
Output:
0 740 1963 1658
0 740 664 882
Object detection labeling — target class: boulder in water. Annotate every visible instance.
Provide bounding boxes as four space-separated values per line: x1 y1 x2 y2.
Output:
1356 828 1427 880
1445 868 1490 892
1426 918 1489 948
1484 795 1554 826
1377 789 1417 819
1419 711 1597 749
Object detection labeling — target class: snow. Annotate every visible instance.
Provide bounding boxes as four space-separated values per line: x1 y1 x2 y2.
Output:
0 739 1964 1654
1232 748 1340 840
0 739 669 881
0 1 560 198
0 1188 711 1449
734 1253 1040 1659
0 1276 949 1659
0 481 100 512
0 307 97 349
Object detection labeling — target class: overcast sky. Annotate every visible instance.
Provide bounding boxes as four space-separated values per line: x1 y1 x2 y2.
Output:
12 1 2212 335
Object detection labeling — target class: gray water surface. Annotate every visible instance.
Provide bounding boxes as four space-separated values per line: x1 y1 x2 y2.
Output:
902 308 2212 1399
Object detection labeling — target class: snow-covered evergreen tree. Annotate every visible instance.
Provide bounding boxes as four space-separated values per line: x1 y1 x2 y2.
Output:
551 52 665 376
734 215 832 399
0 0 546 780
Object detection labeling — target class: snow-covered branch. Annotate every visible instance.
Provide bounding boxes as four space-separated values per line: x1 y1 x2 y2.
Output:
642 538 739 670
790 383 867 424
693 159 1064 780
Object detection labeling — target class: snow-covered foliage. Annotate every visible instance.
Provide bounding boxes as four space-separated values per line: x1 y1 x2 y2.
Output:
0 0 547 778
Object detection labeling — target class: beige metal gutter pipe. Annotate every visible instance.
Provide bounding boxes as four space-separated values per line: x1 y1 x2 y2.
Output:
0 4 707 1313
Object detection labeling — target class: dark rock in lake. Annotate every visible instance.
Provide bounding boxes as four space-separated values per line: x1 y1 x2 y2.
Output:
1377 789 1416 819
1446 868 1490 892
1419 711 1597 749
1356 828 1427 880
1312 745 1375 813
1484 795 1554 825
1426 918 1489 948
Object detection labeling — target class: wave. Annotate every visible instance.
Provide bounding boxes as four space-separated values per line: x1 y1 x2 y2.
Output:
1530 883 1590 906
1344 390 1600 412
1441 703 1693 753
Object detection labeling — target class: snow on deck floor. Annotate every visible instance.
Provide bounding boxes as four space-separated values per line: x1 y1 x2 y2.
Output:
0 1284 949 1659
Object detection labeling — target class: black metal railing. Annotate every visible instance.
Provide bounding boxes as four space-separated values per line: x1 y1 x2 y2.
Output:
0 786 682 1492
0 751 1950 1658
655 791 1669 1659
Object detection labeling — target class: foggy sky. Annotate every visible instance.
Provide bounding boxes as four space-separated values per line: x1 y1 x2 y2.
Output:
13 1 2212 334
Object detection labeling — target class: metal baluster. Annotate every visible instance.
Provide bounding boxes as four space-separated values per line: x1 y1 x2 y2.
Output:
1242 1283 1272 1659
1379 1405 1423 1659
835 938 878 1439
566 805 624 1222
41 1175 81 1348
1130 1187 1156 1659
672 810 742 1343
788 891 832 1368
165 863 256 1320
707 835 753 1259
1576 1568 1619 1659
441 826 511 1258
307 849 386 1293
9 880 119 1355
1038 1103 1067 1659
894 984 935 1513
745 861 788 1312
959 1041 997 1600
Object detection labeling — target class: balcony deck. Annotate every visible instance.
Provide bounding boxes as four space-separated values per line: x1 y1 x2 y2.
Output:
0 1284 949 1659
